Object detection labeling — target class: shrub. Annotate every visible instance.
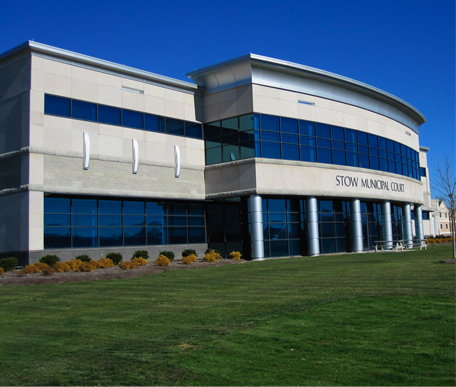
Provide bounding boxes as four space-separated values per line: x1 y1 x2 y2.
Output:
0 267 4 275
96 257 115 269
205 248 220 255
41 266 55 276
77 261 97 272
34 262 49 271
132 250 149 260
182 249 197 258
105 253 123 265
119 260 141 270
53 262 72 273
75 254 91 262
0 257 18 272
21 264 41 274
131 257 148 266
204 251 220 263
155 255 170 266
39 255 60 267
182 255 197 265
229 251 242 260
159 251 175 261
66 259 82 270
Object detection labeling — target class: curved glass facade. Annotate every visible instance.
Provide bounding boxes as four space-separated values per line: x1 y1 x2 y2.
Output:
204 113 421 181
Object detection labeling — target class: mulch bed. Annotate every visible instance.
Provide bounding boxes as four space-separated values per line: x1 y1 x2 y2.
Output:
0 259 247 287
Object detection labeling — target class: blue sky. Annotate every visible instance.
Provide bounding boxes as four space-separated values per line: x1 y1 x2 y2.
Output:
1 0 454 196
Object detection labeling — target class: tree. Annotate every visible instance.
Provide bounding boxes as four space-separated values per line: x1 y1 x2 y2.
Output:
433 157 456 259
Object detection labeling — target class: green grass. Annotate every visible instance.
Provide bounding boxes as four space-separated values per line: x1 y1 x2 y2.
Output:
1 245 455 386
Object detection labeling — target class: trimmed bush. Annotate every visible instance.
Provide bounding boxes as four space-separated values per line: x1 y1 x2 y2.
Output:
182 249 197 258
66 259 82 270
41 266 55 276
204 251 221 263
229 251 242 260
96 257 115 269
204 248 220 255
131 257 148 267
53 262 72 273
75 254 91 262
77 261 97 272
21 265 41 274
155 255 170 266
132 250 149 260
0 257 18 272
39 255 60 267
105 253 123 265
159 251 175 261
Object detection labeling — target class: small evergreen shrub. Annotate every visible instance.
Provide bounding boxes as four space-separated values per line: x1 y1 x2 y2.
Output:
75 254 91 262
159 251 175 261
204 248 220 255
41 266 55 276
39 255 60 267
0 257 18 272
106 253 123 265
229 251 242 260
182 249 197 257
132 250 149 260
155 255 170 266
96 257 115 269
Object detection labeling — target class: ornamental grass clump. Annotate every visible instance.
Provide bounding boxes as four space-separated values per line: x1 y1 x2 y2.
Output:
155 255 170 266
182 254 198 265
229 251 242 260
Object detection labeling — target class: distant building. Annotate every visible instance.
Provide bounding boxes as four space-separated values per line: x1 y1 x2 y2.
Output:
431 200 452 236
0 42 432 264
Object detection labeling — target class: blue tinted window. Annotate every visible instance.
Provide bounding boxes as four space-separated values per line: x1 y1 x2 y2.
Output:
333 150 346 165
370 156 380 170
282 144 299 160
345 129 357 143
44 214 70 227
239 114 256 130
299 121 315 136
358 132 368 145
317 138 331 148
99 215 122 227
281 117 298 133
185 122 202 139
368 134 378 148
123 215 145 227
317 147 332 164
359 154 370 168
168 204 186 215
261 115 280 131
223 145 239 162
359 145 369 155
168 227 187 244
166 118 184 135
346 152 358 167
124 227 146 245
332 140 345 150
387 139 395 152
262 142 281 158
331 126 345 141
346 143 357 152
388 159 396 173
44 227 71 248
189 227 205 243
206 147 222 165
45 197 70 213
99 200 121 214
282 133 299 144
72 198 97 214
301 136 316 146
73 228 97 247
100 227 122 246
146 201 166 215
301 146 316 162
99 105 121 125
122 109 143 129
72 215 97 227
124 201 144 215
145 114 165 132
316 123 331 138
72 100 97 121
378 137 387 150
45 95 71 117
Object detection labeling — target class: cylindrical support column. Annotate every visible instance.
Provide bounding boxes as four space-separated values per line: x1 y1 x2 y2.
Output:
306 197 320 256
415 204 424 242
382 201 393 250
403 203 413 248
249 195 264 261
351 199 363 252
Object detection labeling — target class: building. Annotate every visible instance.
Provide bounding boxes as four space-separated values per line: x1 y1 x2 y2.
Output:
431 199 453 236
0 41 432 264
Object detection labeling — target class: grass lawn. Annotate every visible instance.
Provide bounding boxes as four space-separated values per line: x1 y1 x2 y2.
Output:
0 244 455 386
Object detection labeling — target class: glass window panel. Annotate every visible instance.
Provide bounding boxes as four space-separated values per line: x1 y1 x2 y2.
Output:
123 201 144 215
73 227 97 248
99 215 122 227
223 144 240 162
147 215 166 227
99 200 121 214
331 126 345 141
320 223 335 238
319 200 333 212
185 122 202 139
268 223 287 239
124 227 146 245
387 139 395 152
100 227 122 246
379 150 387 159
146 201 166 215
281 117 298 134
345 129 357 143
270 240 288 257
240 141 255 159
226 227 242 241
147 227 166 245
44 227 71 248
368 134 378 148
332 140 345 150
317 138 331 148
124 215 145 227
346 143 357 152
45 214 70 227
145 114 165 132
206 139 220 149
188 217 205 226
168 204 186 215
98 105 121 126
261 131 280 142
168 227 187 244
239 114 256 130
261 115 280 131
378 137 387 150
299 120 315 136
380 158 388 172
333 150 346 165
388 159 396 173
359 154 370 168
205 122 221 139
221 117 238 130
396 162 403 174
316 123 331 138
72 214 97 227
267 199 287 213
221 128 238 143
239 130 255 143
288 223 301 239
72 198 97 214
168 216 186 226
394 142 401 154
301 136 316 146
72 100 96 121
301 146 316 162
262 142 281 158
346 152 358 167
317 147 332 164
369 147 379 156
282 133 299 144
188 204 204 216
358 132 368 145
282 144 299 161
370 156 380 170
359 145 369 154
122 109 143 129
166 118 184 135
188 227 205 243
45 197 70 213
45 95 71 117
206 147 222 165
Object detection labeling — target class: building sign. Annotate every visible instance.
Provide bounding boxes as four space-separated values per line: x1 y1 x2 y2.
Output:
335 175 405 192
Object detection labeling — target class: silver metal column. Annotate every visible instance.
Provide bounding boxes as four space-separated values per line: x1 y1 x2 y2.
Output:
382 201 393 250
403 203 413 248
415 204 424 242
351 199 363 252
249 195 264 261
306 197 320 256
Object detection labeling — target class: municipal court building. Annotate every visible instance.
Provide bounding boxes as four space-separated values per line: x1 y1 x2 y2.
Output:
0 42 434 264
